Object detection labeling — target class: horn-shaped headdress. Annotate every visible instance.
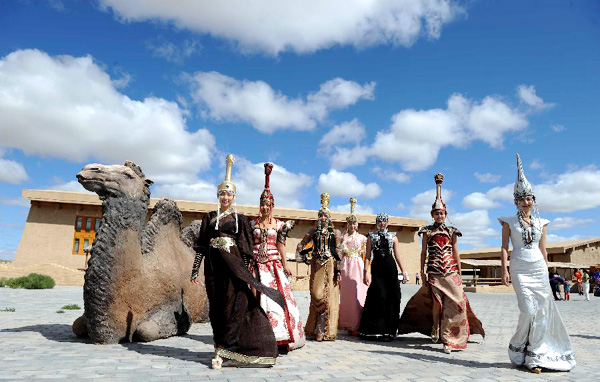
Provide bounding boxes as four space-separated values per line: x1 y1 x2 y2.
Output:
346 197 358 223
217 154 236 194
431 173 446 212
513 154 534 202
260 163 274 205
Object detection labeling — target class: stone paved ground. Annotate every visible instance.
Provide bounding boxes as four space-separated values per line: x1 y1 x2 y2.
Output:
1 285 598 381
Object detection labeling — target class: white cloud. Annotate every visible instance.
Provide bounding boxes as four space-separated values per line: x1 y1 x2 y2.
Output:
332 91 529 171
329 145 370 170
0 157 28 184
530 159 543 170
551 124 565 133
330 202 374 215
189 72 374 133
0 197 30 208
408 188 454 219
0 49 216 184
546 234 585 243
100 0 463 55
549 217 595 231
152 180 217 203
450 210 498 248
319 119 366 153
52 180 90 193
232 158 313 208
147 37 200 64
461 192 501 210
474 172 500 184
517 85 554 111
373 167 411 183
535 166 600 212
476 166 600 213
154 158 313 209
318 169 381 199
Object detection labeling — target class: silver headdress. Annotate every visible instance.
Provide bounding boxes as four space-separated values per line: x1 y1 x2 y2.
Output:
514 154 535 202
376 212 388 222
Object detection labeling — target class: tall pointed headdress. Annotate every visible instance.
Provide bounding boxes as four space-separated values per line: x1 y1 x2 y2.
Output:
431 173 446 212
260 163 274 205
217 154 236 194
514 154 534 202
319 192 330 216
346 197 358 223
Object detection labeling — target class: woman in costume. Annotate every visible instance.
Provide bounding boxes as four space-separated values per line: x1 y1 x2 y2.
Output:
358 212 408 340
296 193 341 341
250 163 305 353
500 154 575 372
338 197 368 335
191 154 283 369
399 173 484 353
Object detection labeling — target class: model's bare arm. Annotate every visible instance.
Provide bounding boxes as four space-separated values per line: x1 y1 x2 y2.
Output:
363 237 372 286
420 235 428 281
501 223 511 286
393 236 407 279
277 241 292 276
539 225 549 266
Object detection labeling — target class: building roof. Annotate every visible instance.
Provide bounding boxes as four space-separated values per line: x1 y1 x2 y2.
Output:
461 237 600 259
461 259 589 269
22 189 426 229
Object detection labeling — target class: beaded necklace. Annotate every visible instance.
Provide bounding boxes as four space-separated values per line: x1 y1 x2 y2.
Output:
517 211 537 248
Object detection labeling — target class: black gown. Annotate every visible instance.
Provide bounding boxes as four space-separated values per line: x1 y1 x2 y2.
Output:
358 230 400 340
194 210 283 365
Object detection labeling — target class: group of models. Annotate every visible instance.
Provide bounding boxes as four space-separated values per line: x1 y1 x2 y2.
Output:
190 153 576 373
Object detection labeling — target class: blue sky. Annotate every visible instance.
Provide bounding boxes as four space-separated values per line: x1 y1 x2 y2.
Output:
1 0 600 259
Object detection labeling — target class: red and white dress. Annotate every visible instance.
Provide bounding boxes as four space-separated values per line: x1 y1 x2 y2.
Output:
250 219 305 351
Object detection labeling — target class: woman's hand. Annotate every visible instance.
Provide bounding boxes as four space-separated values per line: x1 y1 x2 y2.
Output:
283 265 293 277
191 277 201 286
363 272 371 286
502 270 510 286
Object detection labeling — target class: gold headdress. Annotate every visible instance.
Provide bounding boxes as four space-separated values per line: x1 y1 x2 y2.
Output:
319 192 330 215
217 154 236 194
431 173 446 212
346 197 358 223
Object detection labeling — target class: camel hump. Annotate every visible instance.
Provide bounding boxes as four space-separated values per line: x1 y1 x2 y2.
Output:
181 220 202 248
142 199 185 255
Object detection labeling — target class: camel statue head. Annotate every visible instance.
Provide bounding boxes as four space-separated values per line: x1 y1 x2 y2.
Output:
77 161 153 200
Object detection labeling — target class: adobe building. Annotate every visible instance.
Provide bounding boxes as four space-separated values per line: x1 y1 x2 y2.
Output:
460 238 600 282
1 189 427 286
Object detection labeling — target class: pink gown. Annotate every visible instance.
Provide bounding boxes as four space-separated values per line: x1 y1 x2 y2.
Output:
338 231 368 332
251 219 305 350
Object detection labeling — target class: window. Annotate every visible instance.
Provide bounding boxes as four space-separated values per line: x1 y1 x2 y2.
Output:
72 215 101 255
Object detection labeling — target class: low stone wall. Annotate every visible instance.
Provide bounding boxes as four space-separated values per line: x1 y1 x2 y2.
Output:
0 262 84 286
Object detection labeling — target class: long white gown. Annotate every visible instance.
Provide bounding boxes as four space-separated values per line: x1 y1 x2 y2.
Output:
499 215 576 371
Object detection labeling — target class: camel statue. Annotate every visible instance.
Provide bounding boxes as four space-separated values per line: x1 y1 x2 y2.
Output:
72 161 208 344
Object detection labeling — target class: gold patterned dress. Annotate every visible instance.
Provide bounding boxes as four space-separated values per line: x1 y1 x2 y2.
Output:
298 226 340 341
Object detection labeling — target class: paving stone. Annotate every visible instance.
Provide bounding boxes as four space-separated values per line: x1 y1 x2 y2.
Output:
1 285 597 381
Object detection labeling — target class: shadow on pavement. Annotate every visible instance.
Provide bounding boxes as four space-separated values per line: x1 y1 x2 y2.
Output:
121 342 212 367
1 324 89 344
570 334 600 340
370 350 515 370
182 333 214 345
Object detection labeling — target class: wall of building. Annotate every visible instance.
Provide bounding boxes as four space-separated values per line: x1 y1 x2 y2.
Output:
14 201 101 270
13 199 423 287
